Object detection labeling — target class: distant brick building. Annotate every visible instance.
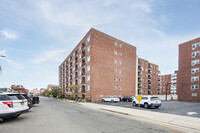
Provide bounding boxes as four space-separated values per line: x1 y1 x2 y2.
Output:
137 58 160 95
159 74 171 95
11 85 29 94
178 37 200 101
59 28 137 102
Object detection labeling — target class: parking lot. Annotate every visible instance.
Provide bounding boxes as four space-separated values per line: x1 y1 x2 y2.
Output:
96 100 200 118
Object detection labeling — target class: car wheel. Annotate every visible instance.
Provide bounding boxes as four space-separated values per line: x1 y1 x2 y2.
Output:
111 100 114 103
132 101 136 106
155 106 159 109
144 103 149 109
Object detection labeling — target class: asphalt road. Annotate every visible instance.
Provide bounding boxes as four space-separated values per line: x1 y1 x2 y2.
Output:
0 97 174 133
96 100 200 118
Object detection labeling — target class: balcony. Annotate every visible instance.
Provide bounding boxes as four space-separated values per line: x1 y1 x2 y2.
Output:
82 51 85 58
148 90 152 95
81 43 85 50
148 81 151 84
75 51 78 57
138 78 142 82
81 81 85 85
138 89 142 95
148 75 152 79
82 87 85 93
138 72 142 77
138 66 142 71
148 86 152 89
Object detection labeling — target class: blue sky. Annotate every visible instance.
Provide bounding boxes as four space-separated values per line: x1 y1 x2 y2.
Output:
0 0 200 90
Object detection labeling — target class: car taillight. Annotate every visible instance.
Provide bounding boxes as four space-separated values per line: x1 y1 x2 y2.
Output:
31 98 33 101
3 101 13 108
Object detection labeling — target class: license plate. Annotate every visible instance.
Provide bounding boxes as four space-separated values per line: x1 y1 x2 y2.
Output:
21 102 24 105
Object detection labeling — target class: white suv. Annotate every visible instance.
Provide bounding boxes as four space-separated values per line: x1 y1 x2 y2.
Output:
0 92 29 121
132 96 161 108
102 96 120 103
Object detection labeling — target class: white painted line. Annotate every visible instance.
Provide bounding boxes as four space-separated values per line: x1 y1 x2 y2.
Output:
187 112 198 115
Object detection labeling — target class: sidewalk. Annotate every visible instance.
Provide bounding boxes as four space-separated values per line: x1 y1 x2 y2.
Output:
78 102 200 133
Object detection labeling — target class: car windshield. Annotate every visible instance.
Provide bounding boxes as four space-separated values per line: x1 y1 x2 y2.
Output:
150 97 159 100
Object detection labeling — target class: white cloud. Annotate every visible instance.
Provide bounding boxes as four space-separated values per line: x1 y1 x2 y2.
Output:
151 28 167 37
0 50 6 56
1 30 18 39
131 1 153 13
32 49 67 64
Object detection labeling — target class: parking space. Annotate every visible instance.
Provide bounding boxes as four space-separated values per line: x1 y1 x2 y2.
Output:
95 100 200 118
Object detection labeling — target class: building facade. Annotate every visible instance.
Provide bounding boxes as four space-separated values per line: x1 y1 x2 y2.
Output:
11 85 29 94
59 28 137 102
159 74 171 95
178 37 200 101
137 58 160 95
170 71 178 95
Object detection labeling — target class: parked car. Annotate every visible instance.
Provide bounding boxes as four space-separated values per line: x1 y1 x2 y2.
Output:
121 96 132 102
28 95 40 104
22 94 33 109
102 96 120 103
132 96 161 108
0 92 29 121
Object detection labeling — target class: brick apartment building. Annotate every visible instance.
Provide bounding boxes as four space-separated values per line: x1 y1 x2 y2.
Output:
170 71 178 95
178 37 200 101
159 74 171 95
59 28 137 102
137 58 160 95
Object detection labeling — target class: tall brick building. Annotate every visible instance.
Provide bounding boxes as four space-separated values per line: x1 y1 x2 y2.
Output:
59 28 137 102
159 74 171 95
137 58 160 95
178 37 200 101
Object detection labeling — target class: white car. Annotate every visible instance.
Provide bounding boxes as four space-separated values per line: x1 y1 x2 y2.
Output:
102 96 120 103
132 96 161 108
0 92 29 121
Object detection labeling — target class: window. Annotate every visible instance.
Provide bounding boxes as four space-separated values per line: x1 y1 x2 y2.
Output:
86 56 91 63
145 80 147 83
86 85 90 91
119 78 121 81
86 75 90 82
79 71 81 76
191 84 199 90
86 35 91 43
79 54 81 60
73 74 75 78
119 61 122 65
114 78 117 81
73 52 75 57
119 52 122 56
191 59 199 66
145 85 147 88
119 70 122 73
73 60 75 64
192 93 197 96
86 66 90 72
68 58 70 62
72 67 75 71
192 42 200 50
114 86 117 90
114 69 117 73
79 62 82 68
114 42 117 46
78 46 81 52
192 51 199 58
119 44 122 48
191 68 199 74
78 79 81 84
73 81 75 85
191 76 199 82
145 69 148 72
114 60 117 64
114 51 117 55
118 86 121 90
86 46 91 53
